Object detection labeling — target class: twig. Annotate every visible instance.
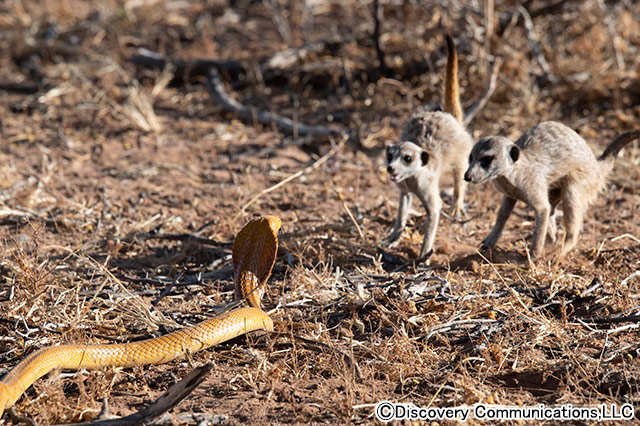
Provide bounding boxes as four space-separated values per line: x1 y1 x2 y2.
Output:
517 6 556 84
372 0 389 76
496 0 571 37
463 57 503 126
206 68 345 138
241 138 346 212
263 0 292 46
152 269 187 307
425 318 499 340
333 184 365 241
532 277 603 311
130 48 246 83
620 271 640 287
575 315 640 325
602 342 640 363
262 37 341 72
65 364 213 426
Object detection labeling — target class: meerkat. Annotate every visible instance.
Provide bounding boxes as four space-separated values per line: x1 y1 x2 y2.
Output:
464 121 640 258
383 34 474 261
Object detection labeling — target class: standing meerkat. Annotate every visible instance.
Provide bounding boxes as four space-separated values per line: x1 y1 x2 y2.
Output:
464 121 640 258
383 34 474 261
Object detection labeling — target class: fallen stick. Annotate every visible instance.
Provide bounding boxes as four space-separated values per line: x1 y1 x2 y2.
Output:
65 364 214 426
130 48 246 82
517 6 556 84
263 37 341 72
372 0 389 77
205 68 345 138
463 56 503 126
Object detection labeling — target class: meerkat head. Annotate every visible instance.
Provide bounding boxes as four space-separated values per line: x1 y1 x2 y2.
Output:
464 136 520 184
386 141 430 183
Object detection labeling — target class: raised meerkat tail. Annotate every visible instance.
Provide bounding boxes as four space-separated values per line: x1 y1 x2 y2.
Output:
598 130 640 173
443 33 463 124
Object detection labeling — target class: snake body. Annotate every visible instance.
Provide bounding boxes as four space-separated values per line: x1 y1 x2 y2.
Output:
0 215 281 417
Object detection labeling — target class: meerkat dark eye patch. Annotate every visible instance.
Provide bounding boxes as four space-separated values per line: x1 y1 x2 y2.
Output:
403 155 412 164
387 152 393 163
509 145 520 162
480 156 493 168
468 153 473 163
420 151 429 166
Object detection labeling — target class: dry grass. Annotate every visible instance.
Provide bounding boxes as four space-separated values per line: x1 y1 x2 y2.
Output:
1 0 639 424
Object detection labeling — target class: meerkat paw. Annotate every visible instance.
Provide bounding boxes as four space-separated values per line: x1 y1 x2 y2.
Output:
480 234 498 250
382 233 401 247
451 205 467 220
417 248 434 264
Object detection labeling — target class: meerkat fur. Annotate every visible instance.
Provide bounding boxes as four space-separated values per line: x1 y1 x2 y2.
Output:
383 34 474 260
464 121 640 258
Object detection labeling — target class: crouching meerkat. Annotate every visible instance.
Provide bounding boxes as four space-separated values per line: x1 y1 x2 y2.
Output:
464 121 640 258
383 34 474 261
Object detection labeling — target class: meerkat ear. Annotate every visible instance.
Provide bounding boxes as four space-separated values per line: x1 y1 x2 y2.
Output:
421 151 429 166
509 145 520 163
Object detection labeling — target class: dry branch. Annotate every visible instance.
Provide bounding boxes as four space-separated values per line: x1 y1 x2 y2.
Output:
206 68 345 138
263 37 341 72
130 48 246 82
463 57 503 126
517 6 556 85
372 0 389 77
66 364 213 426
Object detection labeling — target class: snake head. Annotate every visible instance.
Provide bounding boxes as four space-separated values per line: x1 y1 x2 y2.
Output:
233 216 281 308
262 215 282 235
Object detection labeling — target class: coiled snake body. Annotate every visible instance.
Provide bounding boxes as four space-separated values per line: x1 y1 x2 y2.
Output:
0 216 281 417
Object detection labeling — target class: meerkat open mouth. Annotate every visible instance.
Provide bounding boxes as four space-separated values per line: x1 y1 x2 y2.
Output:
390 173 403 182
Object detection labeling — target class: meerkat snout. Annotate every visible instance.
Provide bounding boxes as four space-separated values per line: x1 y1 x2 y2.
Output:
465 136 519 184
385 141 428 183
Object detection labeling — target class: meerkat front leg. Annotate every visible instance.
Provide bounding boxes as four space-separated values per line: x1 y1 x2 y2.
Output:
416 185 442 260
481 196 517 250
383 191 413 247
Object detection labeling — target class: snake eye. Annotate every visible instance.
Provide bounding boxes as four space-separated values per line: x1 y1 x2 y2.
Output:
403 155 412 164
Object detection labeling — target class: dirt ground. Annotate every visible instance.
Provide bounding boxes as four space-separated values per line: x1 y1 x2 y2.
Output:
1 0 639 424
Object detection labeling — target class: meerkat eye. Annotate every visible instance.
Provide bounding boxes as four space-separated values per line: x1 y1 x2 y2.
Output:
480 156 494 168
403 155 412 164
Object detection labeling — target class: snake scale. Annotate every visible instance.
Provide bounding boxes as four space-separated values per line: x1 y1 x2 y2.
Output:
0 215 281 418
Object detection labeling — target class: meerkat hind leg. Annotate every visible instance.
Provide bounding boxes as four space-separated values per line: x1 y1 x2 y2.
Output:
551 184 587 257
529 199 551 259
546 188 563 245
452 166 467 217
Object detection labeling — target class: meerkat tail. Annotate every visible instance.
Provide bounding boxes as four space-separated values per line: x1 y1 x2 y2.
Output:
597 130 640 173
443 34 463 124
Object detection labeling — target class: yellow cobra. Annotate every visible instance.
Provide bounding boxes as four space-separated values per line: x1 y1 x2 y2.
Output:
0 215 281 417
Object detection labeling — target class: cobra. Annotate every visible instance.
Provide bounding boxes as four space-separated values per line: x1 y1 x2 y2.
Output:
0 215 282 417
